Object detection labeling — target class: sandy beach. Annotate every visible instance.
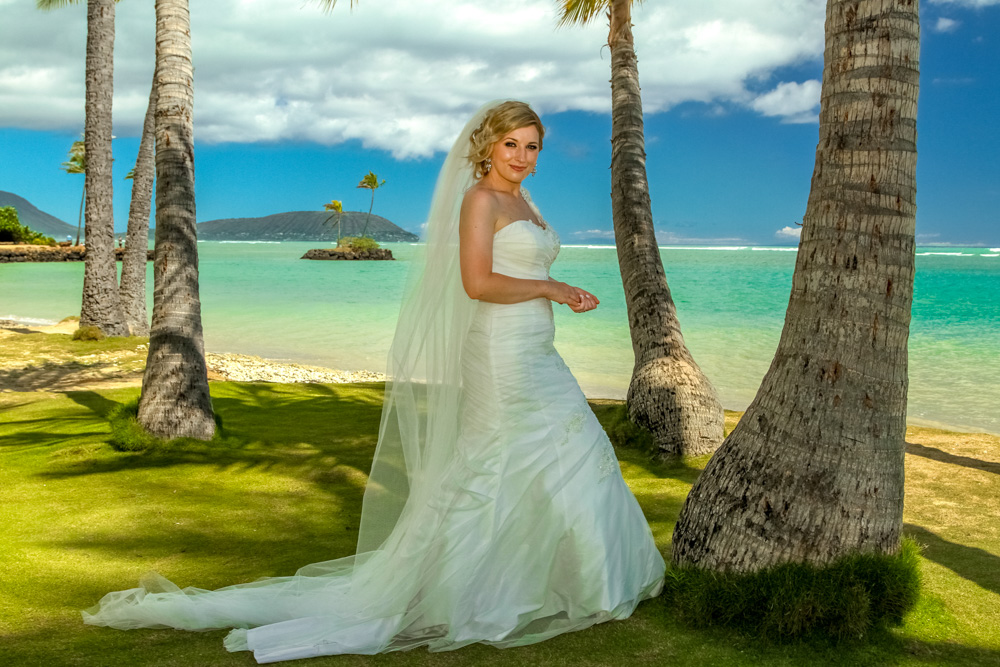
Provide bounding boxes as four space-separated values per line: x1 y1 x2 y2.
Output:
0 319 385 392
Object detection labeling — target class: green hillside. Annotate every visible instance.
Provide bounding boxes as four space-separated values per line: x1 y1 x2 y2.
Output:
0 191 78 241
196 210 420 242
0 192 420 243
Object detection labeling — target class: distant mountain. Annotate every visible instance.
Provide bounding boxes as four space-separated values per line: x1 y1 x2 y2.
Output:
0 191 421 244
0 191 78 240
197 210 420 243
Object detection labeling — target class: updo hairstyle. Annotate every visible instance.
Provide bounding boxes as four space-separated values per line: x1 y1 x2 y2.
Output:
468 101 545 180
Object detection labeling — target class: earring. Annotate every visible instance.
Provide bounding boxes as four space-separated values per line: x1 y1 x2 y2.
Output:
531 165 537 176
483 158 492 174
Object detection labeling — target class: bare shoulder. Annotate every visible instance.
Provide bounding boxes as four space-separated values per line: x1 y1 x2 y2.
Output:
461 184 500 227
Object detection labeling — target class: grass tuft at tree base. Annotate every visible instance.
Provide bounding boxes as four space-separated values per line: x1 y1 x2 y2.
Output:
595 403 657 454
71 325 105 341
661 539 922 641
108 396 227 452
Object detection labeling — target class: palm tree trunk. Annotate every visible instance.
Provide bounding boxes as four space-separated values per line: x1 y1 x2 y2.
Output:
119 73 157 336
362 190 374 238
137 0 215 440
75 185 85 246
608 0 723 457
672 0 920 571
80 0 128 336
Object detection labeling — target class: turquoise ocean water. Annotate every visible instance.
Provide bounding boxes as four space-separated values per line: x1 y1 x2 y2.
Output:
2 242 997 434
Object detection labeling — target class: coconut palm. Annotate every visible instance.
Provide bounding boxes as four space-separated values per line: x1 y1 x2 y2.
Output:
40 0 128 336
60 139 86 246
324 199 344 244
119 77 157 336
556 0 723 456
672 0 920 571
356 171 386 239
136 0 215 440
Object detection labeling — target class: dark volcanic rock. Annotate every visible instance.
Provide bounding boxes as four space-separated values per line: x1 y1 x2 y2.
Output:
0 244 153 263
301 248 395 261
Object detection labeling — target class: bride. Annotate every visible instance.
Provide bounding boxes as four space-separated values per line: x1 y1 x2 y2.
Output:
83 100 665 663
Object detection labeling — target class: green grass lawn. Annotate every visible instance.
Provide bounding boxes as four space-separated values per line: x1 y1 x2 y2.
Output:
1 381 998 666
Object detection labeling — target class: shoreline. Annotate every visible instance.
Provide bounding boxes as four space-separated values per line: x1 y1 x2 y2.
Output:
0 319 385 388
1 317 996 437
0 244 153 262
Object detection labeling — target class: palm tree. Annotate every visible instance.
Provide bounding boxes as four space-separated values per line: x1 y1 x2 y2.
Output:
119 76 157 336
672 0 920 571
136 0 215 440
324 199 344 244
557 0 723 456
60 139 86 246
356 171 385 239
39 0 128 336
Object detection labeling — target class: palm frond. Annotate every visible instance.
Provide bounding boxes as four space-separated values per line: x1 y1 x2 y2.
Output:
61 139 86 175
312 0 358 13
35 0 82 10
555 0 608 27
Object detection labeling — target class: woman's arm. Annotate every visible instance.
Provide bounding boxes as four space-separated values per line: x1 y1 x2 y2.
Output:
458 189 597 311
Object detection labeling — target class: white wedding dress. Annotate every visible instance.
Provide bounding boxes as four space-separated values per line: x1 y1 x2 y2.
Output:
83 216 665 663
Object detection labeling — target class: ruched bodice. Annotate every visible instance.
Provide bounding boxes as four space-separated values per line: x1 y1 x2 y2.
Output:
491 219 560 280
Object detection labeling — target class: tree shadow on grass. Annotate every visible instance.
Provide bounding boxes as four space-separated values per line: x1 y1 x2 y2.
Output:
905 441 1000 476
0 360 138 392
63 390 120 419
0 406 109 451
35 383 385 489
6 604 999 667
904 524 1000 597
42 473 364 583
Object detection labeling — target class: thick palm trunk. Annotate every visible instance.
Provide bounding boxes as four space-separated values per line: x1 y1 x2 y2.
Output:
672 0 919 571
608 0 723 457
80 0 127 336
137 0 214 440
119 74 157 336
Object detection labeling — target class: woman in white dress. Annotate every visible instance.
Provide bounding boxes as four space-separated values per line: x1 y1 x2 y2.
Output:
83 100 665 663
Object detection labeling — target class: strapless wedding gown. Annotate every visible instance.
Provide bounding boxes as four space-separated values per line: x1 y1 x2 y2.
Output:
83 219 665 663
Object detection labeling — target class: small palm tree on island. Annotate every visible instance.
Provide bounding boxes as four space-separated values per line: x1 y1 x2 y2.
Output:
323 199 344 245
356 170 386 242
60 139 87 246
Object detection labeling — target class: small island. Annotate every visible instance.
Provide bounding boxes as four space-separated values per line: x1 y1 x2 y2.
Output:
301 247 394 261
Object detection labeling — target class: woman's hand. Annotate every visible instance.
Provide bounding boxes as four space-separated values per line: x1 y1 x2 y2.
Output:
547 280 599 313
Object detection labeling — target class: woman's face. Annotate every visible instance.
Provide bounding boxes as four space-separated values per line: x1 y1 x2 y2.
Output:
488 125 540 185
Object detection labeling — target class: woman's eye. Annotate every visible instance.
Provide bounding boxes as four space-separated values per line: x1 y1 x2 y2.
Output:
505 142 516 147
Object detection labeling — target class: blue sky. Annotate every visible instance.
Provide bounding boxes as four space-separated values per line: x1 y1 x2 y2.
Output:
1 0 997 246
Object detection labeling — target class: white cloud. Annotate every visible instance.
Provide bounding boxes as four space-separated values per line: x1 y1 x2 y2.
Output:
655 230 748 245
572 229 616 239
751 80 821 124
933 17 961 32
775 225 802 241
0 0 826 157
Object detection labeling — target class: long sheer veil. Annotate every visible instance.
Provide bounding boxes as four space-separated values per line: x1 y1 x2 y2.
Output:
355 100 503 554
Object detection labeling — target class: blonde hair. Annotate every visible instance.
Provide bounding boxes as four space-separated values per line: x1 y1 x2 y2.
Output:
468 101 544 180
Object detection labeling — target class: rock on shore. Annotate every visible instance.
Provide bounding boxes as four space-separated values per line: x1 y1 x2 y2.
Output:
301 248 394 261
0 244 153 263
